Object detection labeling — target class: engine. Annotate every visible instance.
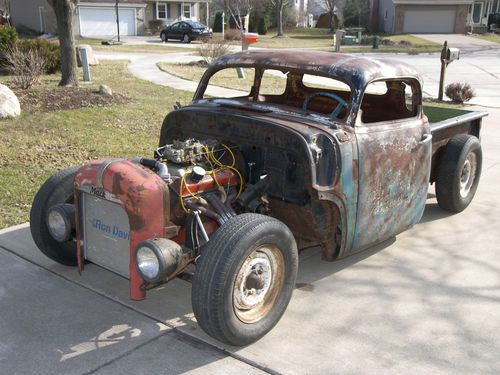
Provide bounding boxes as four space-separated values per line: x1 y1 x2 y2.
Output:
149 139 243 225
60 138 270 299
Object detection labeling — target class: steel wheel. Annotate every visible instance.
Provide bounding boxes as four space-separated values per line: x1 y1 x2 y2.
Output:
233 244 285 324
459 153 477 198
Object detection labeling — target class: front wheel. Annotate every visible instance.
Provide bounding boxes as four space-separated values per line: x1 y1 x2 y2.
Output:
160 32 167 42
435 134 482 213
30 167 78 265
192 214 298 346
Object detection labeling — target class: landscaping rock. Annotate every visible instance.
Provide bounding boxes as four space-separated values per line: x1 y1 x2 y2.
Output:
98 85 113 96
76 45 99 66
0 84 21 119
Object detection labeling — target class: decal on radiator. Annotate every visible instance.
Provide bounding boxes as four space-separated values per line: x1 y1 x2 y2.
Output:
90 218 131 241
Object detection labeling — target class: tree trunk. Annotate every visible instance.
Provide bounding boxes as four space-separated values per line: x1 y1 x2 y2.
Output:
276 1 284 36
49 0 78 87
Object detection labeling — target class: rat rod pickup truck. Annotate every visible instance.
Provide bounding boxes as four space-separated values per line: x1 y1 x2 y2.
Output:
31 50 486 346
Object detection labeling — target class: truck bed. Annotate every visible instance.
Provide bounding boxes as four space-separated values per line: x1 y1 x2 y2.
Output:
425 106 488 183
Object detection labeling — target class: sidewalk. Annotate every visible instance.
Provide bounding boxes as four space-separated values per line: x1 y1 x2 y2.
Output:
412 34 500 51
95 51 244 97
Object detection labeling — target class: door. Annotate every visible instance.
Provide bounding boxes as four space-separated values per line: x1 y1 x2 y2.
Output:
352 79 432 251
79 7 135 36
167 22 182 39
178 21 191 40
472 2 484 24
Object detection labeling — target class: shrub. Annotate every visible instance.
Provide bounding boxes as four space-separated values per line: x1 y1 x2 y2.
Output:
197 39 231 65
213 12 224 33
3 46 45 89
380 38 396 46
0 25 18 53
257 17 269 35
445 83 475 103
224 29 241 41
360 35 374 45
149 20 165 35
16 39 61 73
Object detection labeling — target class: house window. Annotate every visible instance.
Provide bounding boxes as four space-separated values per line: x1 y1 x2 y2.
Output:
157 2 168 20
183 4 192 19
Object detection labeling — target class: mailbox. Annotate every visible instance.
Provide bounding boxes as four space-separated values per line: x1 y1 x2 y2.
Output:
446 47 460 62
242 33 258 45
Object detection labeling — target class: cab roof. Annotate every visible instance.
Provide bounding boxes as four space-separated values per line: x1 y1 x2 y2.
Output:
209 49 422 90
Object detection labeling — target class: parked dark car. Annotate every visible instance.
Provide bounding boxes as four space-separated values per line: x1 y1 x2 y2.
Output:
160 21 212 43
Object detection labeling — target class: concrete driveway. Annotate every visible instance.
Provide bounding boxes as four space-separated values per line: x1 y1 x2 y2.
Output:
1 107 499 374
412 34 499 50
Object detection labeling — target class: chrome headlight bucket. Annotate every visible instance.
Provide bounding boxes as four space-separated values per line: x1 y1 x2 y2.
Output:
134 238 184 284
46 203 75 242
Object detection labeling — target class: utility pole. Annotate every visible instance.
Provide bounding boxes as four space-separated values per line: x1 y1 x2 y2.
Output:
115 0 121 42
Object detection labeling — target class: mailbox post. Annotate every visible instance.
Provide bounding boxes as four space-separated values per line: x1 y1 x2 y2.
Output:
237 33 259 79
438 41 460 101
334 29 345 52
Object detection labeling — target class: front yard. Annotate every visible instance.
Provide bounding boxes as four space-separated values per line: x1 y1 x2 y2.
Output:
471 33 500 44
0 61 192 229
238 28 442 53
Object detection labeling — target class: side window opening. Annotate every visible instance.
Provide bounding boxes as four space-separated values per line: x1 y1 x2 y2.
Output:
361 79 420 124
203 68 256 98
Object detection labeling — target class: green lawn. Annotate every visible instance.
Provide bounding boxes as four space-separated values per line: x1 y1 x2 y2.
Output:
76 37 192 54
0 61 193 229
471 33 500 44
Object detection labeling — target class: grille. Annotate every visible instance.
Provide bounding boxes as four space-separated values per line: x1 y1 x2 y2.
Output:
81 193 131 278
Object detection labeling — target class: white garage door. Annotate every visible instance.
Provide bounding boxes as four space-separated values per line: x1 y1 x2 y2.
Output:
403 8 456 33
79 8 135 36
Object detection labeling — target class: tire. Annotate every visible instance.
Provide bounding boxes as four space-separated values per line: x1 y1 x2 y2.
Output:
182 34 191 43
192 213 298 346
435 134 482 213
160 32 166 42
30 167 79 266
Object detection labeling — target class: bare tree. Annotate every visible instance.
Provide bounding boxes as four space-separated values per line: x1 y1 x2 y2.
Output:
269 0 289 37
48 0 78 86
217 0 253 30
322 0 336 31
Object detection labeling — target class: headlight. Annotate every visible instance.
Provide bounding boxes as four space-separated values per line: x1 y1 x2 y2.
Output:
135 239 184 284
46 204 75 242
136 246 160 282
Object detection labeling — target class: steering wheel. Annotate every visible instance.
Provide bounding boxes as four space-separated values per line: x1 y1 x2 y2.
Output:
302 92 348 120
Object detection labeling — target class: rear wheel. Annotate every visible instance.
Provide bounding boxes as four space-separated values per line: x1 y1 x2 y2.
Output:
182 34 191 43
436 134 482 213
192 214 298 346
30 167 78 266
